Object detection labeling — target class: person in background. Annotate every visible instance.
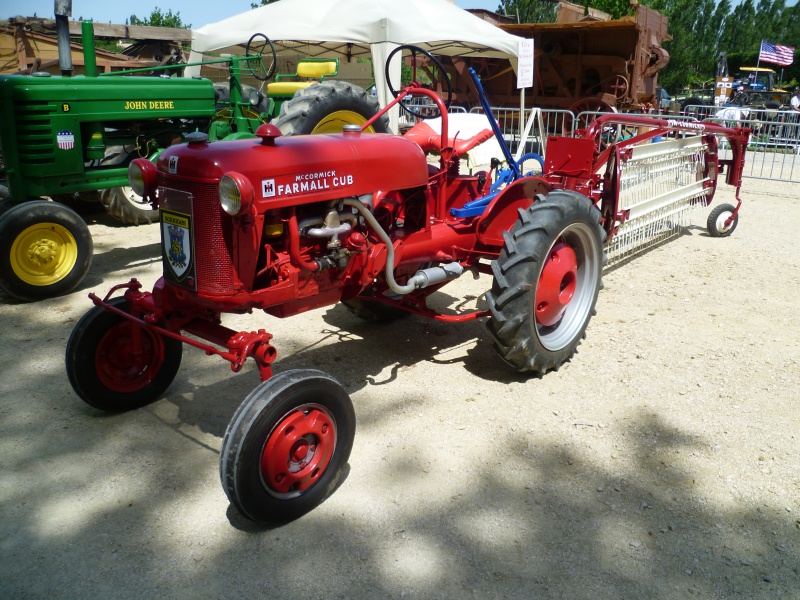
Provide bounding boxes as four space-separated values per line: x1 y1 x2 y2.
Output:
791 89 800 111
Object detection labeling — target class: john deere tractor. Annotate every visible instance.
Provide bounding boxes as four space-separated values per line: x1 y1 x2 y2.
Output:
0 23 385 302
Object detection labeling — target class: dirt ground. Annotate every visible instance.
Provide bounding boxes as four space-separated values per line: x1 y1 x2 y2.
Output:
1 177 798 599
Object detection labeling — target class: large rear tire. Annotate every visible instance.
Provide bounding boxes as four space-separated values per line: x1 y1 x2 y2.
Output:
0 200 93 301
66 297 182 412
100 186 159 226
486 190 605 374
274 81 389 135
220 369 356 524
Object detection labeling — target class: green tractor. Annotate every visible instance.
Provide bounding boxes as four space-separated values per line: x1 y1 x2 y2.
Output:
0 24 386 302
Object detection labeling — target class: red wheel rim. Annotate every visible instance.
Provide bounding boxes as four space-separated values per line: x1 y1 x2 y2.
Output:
535 241 578 327
96 322 164 392
261 406 335 496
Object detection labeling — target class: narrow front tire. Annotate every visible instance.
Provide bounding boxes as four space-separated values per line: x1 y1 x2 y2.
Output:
220 369 356 524
66 297 182 412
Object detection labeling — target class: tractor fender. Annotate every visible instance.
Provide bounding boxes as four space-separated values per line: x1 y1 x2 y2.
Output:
475 177 554 248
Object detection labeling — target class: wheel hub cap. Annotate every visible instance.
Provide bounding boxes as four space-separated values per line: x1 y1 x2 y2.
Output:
262 409 334 494
29 239 59 265
535 242 578 327
96 323 162 392
10 222 78 285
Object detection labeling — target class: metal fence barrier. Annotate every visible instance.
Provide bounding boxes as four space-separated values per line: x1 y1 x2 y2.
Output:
705 114 800 182
397 98 800 183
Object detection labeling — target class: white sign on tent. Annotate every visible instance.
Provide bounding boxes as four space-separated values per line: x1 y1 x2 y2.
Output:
517 39 534 89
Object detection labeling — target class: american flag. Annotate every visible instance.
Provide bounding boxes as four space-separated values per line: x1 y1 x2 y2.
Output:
759 40 794 66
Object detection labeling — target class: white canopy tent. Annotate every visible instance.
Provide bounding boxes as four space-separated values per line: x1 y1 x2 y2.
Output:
187 0 523 131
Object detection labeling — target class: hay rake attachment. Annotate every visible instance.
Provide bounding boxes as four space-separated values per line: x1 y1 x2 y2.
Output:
567 114 751 262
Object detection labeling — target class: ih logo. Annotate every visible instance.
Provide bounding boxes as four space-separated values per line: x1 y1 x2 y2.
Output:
262 179 276 198
168 156 179 174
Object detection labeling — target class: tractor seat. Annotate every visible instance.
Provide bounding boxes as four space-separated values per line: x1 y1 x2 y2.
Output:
404 113 496 159
267 58 339 98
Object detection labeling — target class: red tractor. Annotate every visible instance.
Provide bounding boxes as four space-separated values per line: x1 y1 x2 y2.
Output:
65 47 751 524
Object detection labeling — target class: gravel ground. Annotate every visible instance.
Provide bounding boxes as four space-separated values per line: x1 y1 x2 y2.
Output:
1 177 798 599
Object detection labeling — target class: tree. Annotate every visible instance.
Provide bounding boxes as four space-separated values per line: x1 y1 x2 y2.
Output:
128 8 190 29
495 0 557 23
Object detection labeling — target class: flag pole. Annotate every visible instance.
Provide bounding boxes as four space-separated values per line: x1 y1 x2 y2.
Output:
756 39 762 74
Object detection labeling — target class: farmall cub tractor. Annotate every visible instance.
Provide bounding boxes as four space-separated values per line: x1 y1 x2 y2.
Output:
66 47 750 524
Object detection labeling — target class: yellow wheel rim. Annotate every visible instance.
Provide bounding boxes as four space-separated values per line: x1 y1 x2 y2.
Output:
10 222 78 286
310 110 378 134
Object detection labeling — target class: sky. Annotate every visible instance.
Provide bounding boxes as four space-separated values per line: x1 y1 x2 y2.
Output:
6 0 499 29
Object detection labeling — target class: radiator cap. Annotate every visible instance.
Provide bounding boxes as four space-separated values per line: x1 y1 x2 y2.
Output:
255 123 282 146
185 131 209 145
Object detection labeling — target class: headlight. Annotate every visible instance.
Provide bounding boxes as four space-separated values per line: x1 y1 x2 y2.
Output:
128 159 157 197
219 172 254 216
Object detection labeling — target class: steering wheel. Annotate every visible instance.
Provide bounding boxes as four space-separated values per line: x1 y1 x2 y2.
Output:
244 33 277 82
385 45 453 119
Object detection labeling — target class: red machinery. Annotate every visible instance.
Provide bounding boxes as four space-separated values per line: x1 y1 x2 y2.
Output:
65 47 750 524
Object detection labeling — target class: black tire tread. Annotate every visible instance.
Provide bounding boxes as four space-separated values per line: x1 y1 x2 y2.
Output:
0 200 93 301
100 187 158 226
65 297 182 411
220 369 356 524
486 190 606 374
274 80 389 136
707 203 738 238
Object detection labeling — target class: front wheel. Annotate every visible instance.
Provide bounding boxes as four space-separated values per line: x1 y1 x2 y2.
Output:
100 186 159 225
707 203 738 237
220 369 356 524
486 190 605 374
66 297 183 412
0 200 93 301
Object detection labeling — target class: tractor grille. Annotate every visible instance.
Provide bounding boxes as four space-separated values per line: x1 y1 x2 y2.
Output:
164 179 235 294
14 101 57 167
190 181 235 294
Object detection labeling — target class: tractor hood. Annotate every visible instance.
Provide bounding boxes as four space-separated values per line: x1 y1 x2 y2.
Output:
157 131 428 208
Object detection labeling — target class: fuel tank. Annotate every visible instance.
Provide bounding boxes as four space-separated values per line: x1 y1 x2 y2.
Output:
156 129 429 208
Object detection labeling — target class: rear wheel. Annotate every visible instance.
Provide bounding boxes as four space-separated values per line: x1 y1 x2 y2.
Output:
707 203 738 237
0 197 14 218
66 297 182 412
100 185 159 225
486 190 605 374
0 200 93 301
274 81 389 135
220 369 356 524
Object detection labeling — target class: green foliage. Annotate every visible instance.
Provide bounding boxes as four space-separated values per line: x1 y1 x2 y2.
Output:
496 0 557 23
128 8 190 29
94 39 124 54
494 0 799 95
632 0 799 93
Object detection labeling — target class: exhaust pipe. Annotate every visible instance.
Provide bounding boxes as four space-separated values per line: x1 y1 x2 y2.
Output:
55 0 73 76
